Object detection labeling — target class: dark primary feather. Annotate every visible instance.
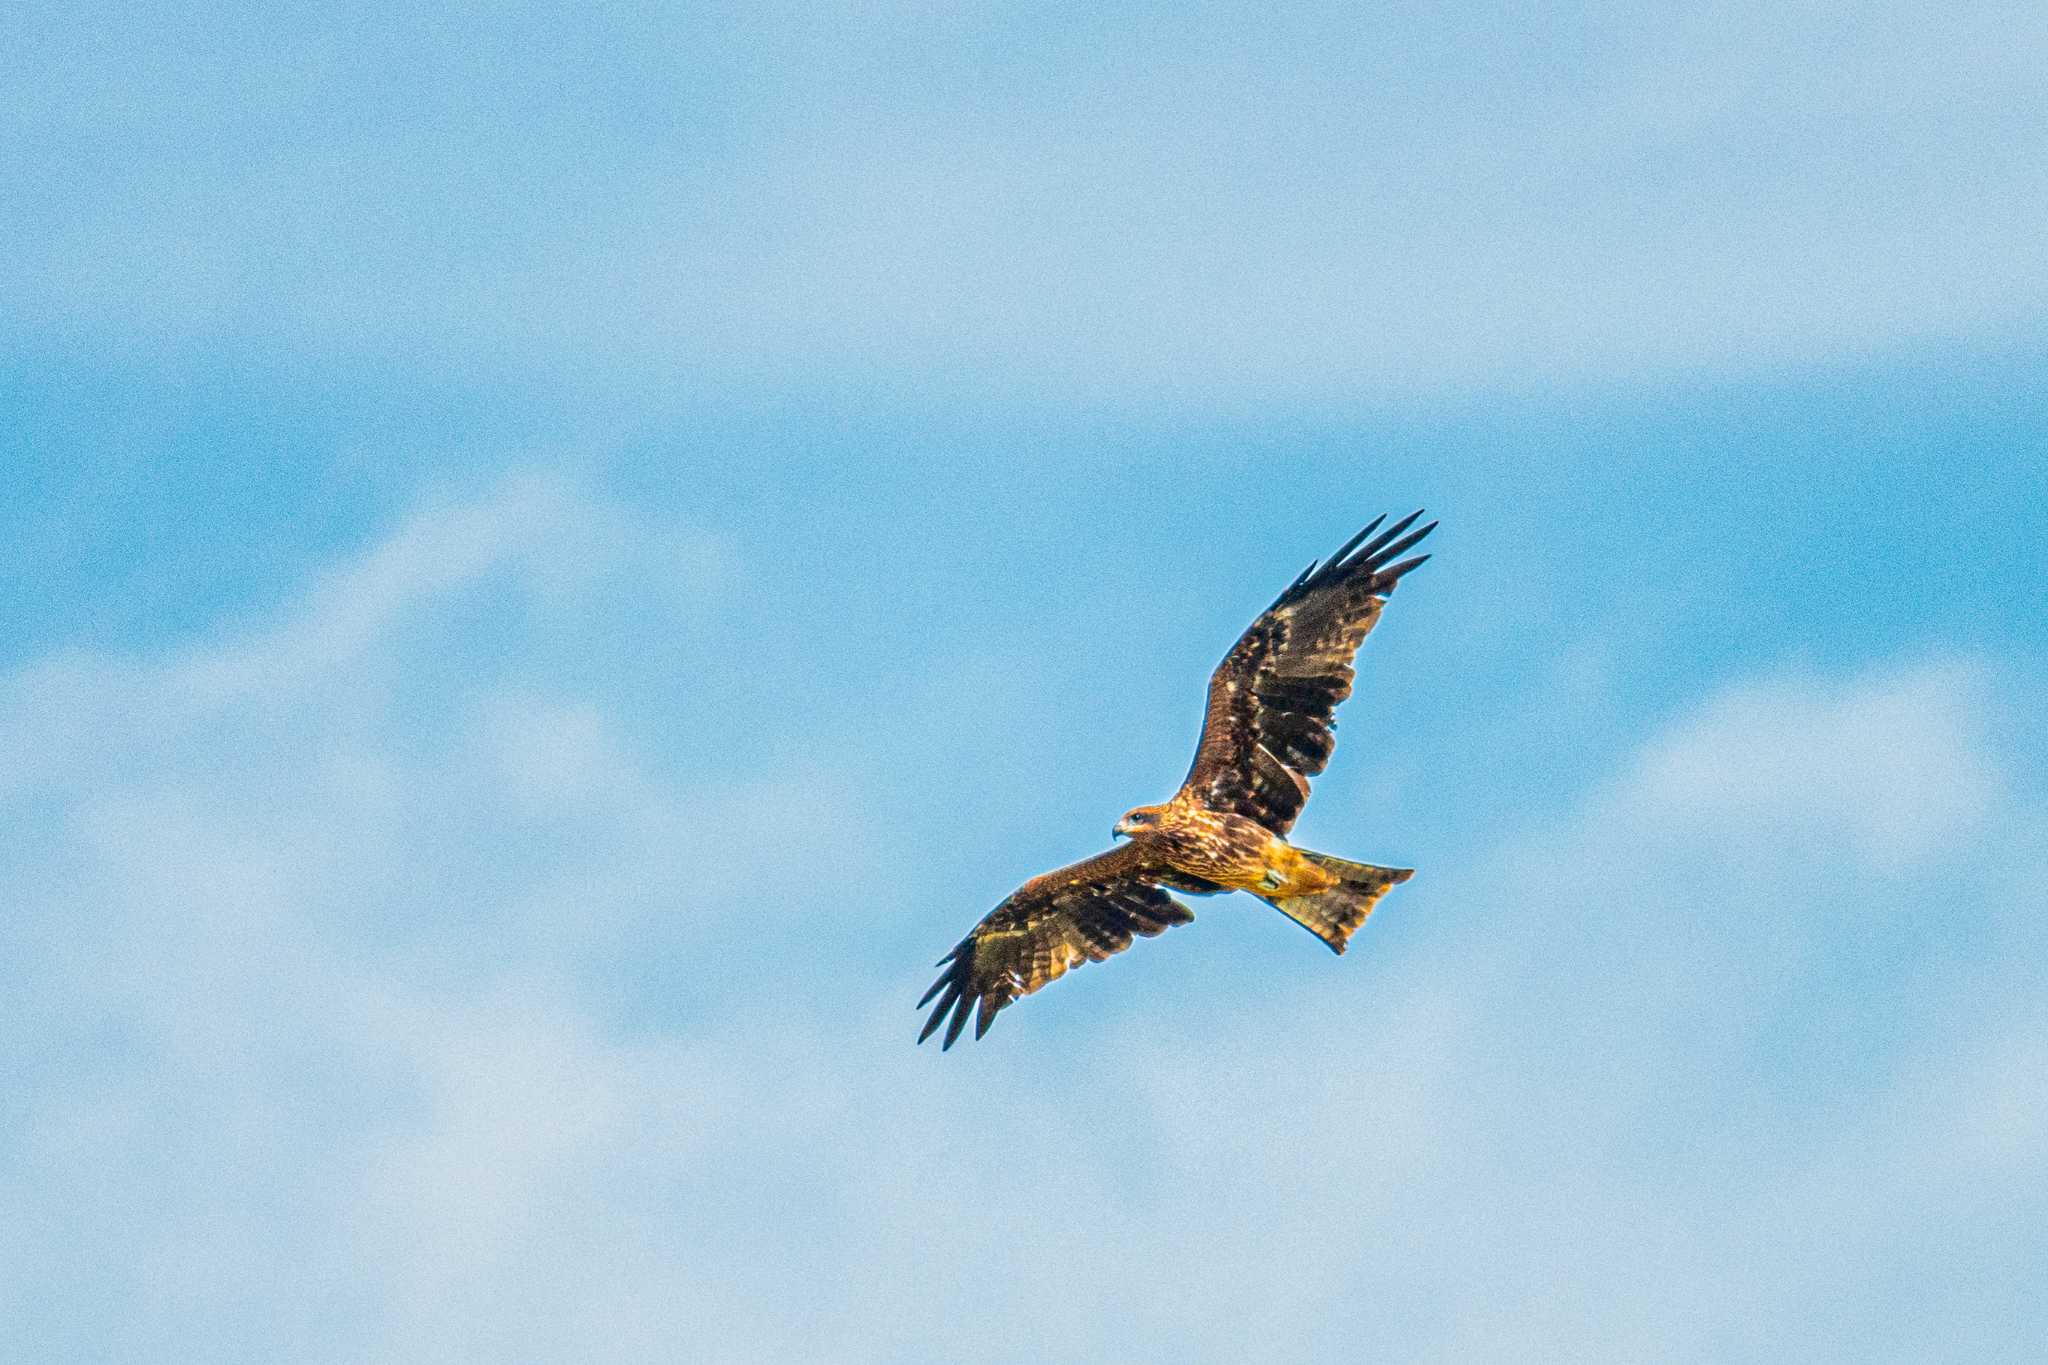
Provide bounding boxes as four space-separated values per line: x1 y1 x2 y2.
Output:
917 844 1195 1049
1181 512 1435 835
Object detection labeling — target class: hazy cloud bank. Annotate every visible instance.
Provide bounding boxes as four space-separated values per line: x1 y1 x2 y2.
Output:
8 2 2045 402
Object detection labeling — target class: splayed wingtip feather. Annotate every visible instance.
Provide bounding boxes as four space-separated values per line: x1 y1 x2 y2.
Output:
1371 521 1436 572
1354 509 1424 564
942 991 975 1049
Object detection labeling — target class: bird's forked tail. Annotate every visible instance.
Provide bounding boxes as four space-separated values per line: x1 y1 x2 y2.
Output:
1262 851 1412 954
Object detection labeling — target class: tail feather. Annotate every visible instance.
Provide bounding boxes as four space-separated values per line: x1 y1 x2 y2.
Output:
1264 851 1412 954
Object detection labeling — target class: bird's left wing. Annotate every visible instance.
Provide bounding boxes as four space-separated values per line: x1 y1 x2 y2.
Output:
919 841 1194 1049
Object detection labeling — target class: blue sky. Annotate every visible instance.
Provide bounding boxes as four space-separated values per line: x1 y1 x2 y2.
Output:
4 3 2046 1361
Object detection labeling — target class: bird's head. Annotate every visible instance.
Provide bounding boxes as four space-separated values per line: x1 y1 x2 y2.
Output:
1113 804 1167 840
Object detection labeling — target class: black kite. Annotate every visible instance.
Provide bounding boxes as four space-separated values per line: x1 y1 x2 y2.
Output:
919 511 1435 1048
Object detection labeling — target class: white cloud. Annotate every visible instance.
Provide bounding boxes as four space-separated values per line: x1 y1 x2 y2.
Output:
1617 657 2002 871
0 473 894 1359
1 478 2041 1362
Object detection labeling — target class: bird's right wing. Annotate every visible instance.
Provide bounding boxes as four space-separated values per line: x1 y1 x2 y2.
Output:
918 842 1194 1049
1178 511 1435 835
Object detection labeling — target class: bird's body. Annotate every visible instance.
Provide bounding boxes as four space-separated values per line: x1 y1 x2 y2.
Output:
1129 799 1331 897
920 510 1436 1048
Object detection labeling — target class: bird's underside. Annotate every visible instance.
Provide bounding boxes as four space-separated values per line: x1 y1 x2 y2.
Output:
919 510 1435 1048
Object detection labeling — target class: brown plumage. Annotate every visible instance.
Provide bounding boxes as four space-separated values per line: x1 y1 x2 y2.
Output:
919 511 1435 1048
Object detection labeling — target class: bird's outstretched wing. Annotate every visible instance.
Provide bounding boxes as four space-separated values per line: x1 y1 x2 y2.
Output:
1179 511 1435 836
918 842 1194 1049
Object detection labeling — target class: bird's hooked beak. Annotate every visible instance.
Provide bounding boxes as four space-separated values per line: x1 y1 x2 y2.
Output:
1112 816 1135 840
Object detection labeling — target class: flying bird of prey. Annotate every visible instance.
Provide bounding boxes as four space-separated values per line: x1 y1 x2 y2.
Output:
919 510 1436 1048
